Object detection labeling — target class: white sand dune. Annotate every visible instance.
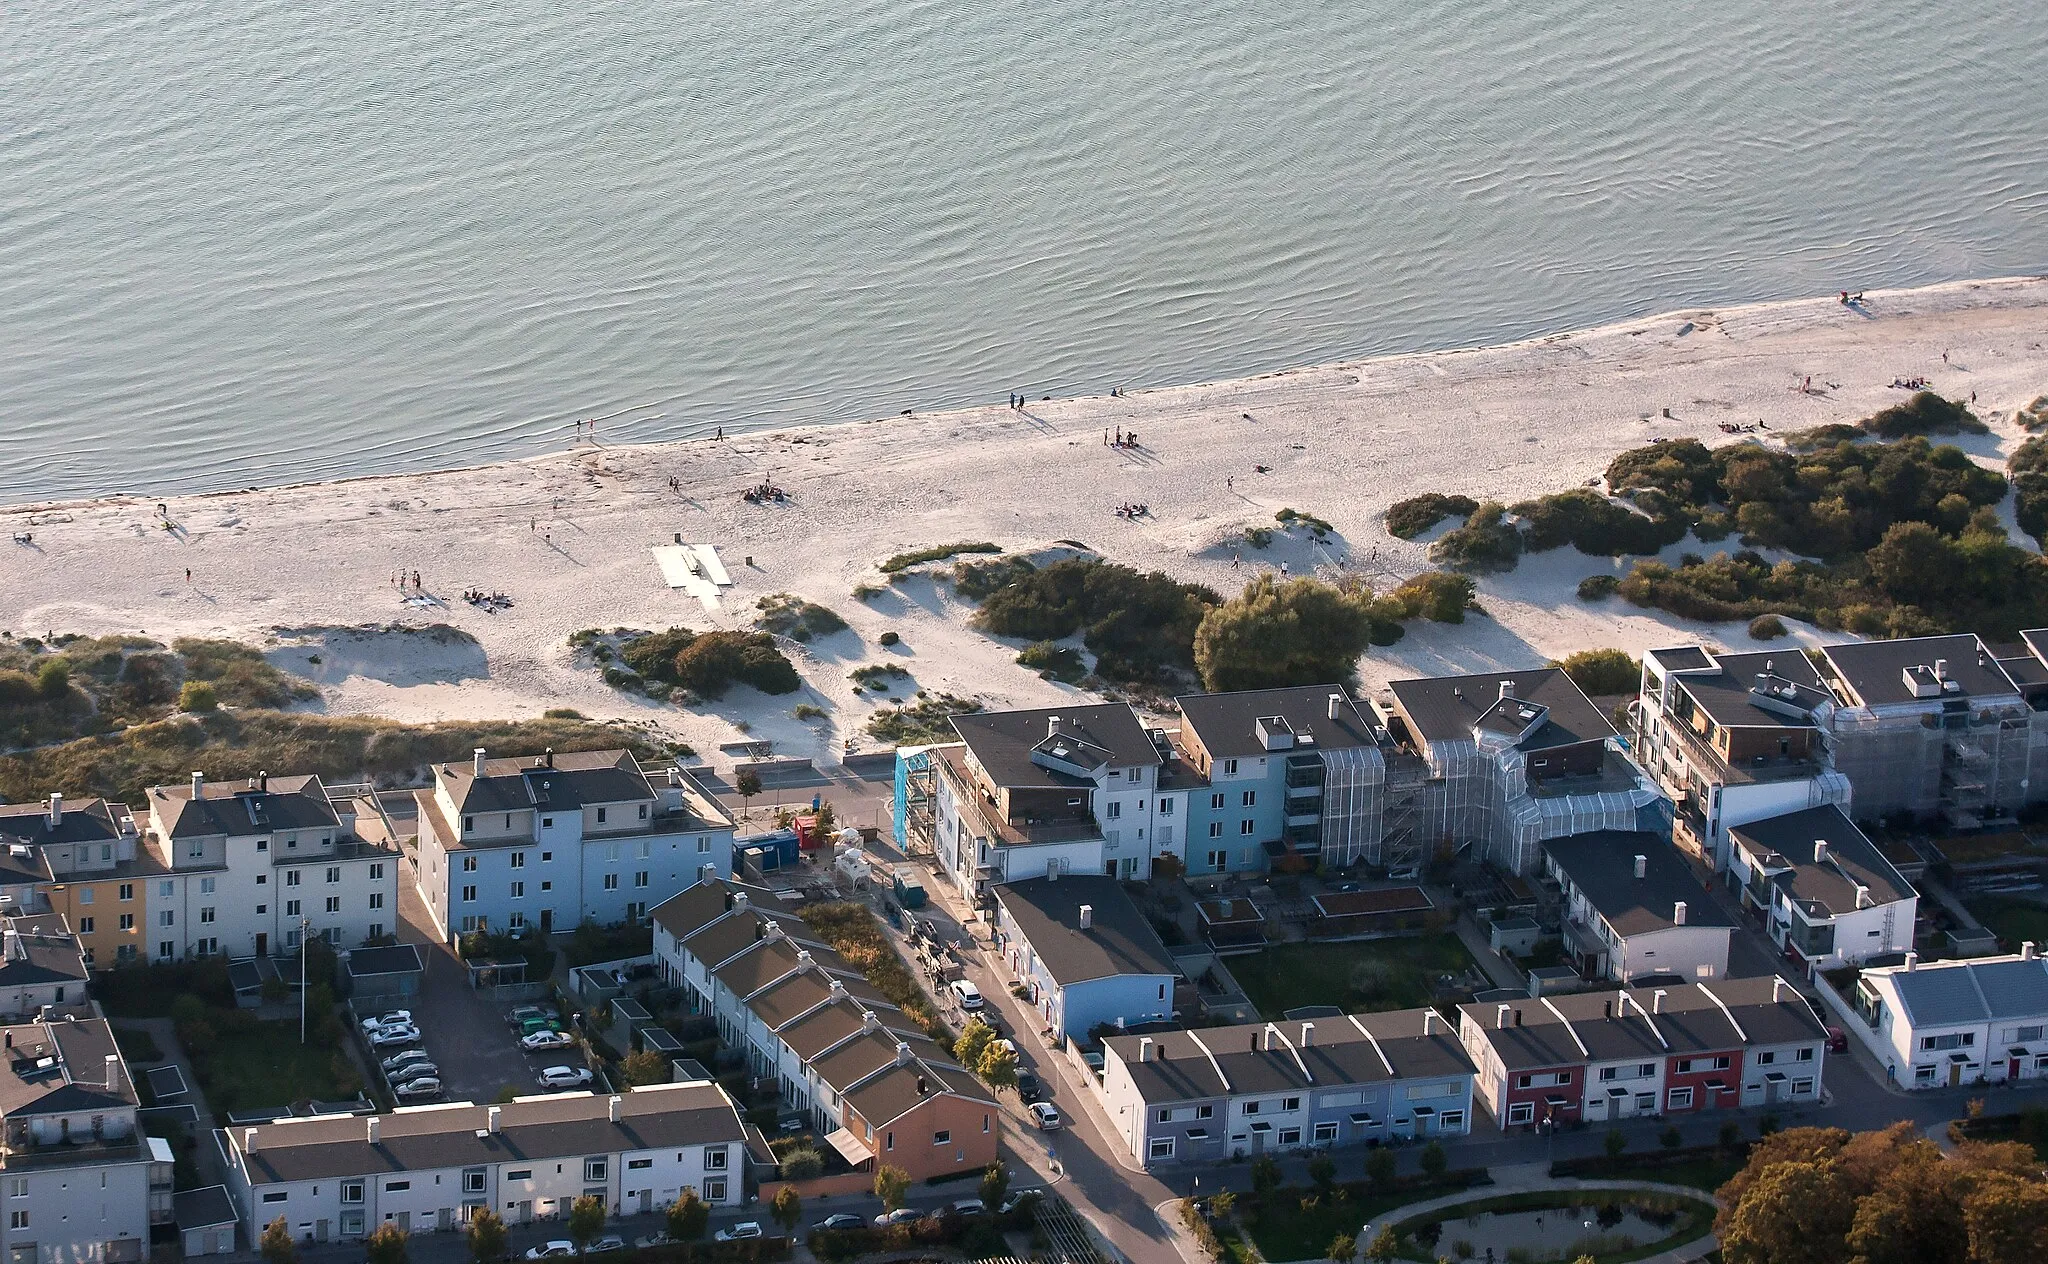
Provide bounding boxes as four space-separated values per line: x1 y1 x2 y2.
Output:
5 277 2046 767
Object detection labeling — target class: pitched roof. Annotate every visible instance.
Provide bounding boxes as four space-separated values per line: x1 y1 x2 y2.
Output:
1174 686 1381 760
0 916 90 987
843 1059 987 1131
1881 955 2048 1027
150 774 340 840
230 1083 748 1184
1729 806 1915 915
1543 833 1731 937
1460 980 1826 1069
1821 635 2018 707
1388 668 1613 752
950 703 1159 789
1104 1009 1474 1104
0 1018 136 1117
0 798 125 850
994 876 1177 986
433 749 654 814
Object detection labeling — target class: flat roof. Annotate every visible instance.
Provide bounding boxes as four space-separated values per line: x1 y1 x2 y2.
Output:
173 1185 239 1231
1388 668 1613 752
1314 887 1433 918
950 703 1158 789
345 944 424 978
1822 635 2017 707
1729 805 1915 914
1669 649 1827 729
1543 833 1730 937
1175 686 1381 760
144 1065 188 1100
995 875 1177 986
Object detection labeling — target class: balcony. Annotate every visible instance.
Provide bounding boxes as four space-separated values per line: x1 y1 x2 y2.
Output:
1 1132 145 1171
1661 721 1821 787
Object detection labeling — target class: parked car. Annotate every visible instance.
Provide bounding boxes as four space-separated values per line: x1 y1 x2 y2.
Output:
369 1024 421 1048
522 1243 574 1260
1014 1069 1045 1104
506 1005 552 1028
380 1049 432 1075
630 1234 676 1249
584 1237 624 1254
712 1223 761 1243
359 1010 413 1032
536 1065 594 1089
521 1030 575 1051
1027 1102 1063 1130
812 1214 863 1231
949 1198 985 1216
948 979 983 1010
992 1038 1017 1058
518 1015 564 1037
386 1062 438 1084
1826 1024 1849 1053
998 1189 1043 1215
393 1077 442 1101
873 1209 923 1227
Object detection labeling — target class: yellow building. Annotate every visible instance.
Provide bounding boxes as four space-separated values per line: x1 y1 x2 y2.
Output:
1 794 154 968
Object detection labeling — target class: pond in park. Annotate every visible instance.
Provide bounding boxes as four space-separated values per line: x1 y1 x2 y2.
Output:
1401 1194 1708 1264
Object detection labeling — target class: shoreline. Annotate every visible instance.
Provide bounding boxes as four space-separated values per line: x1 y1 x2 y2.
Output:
5 275 2047 770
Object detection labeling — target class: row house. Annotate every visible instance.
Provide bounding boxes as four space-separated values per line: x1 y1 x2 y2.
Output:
1633 646 1851 870
1834 947 2048 1088
0 915 90 1021
414 749 734 943
649 880 998 1182
217 1084 748 1242
991 875 1179 1040
1098 1009 1476 1168
1540 832 1733 984
142 772 398 961
0 796 154 968
0 1017 161 1264
1727 806 1917 969
1457 975 1829 1129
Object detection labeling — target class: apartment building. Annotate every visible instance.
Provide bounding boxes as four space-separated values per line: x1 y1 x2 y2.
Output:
1382 668 1666 875
1727 805 1917 969
1098 1010 1476 1167
218 1084 749 1242
0 797 154 969
649 880 998 1182
140 772 396 961
1540 833 1732 984
0 916 90 1021
1832 947 2048 1088
0 1017 160 1264
414 749 734 942
1173 686 1392 872
1634 646 1853 869
926 704 1165 899
1457 977 1829 1129
992 875 1178 1040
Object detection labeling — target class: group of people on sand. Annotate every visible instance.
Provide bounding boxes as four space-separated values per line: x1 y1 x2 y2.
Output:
1104 427 1140 448
1838 290 1867 305
463 589 513 612
741 482 787 504
392 570 424 592
1889 375 1932 390
1115 502 1149 519
1719 420 1770 434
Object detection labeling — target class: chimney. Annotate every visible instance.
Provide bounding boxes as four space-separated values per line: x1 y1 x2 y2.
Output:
1496 1004 1511 1030
829 979 848 1001
1934 658 1949 680
544 748 554 769
258 769 269 792
1047 716 1061 738
862 1011 880 1033
1047 866 1059 883
367 1115 381 1144
243 1128 259 1155
1772 977 1787 1002
1422 1010 1439 1037
488 1106 502 1133
732 892 750 913
1634 855 1647 880
796 948 813 966
1814 839 1829 864
1854 885 1872 909
1514 1008 1523 1027
1078 904 1094 931
916 1075 928 1095
608 1095 622 1124
191 771 205 799
896 1041 913 1066
472 748 487 777
1138 1037 1153 1063
1673 901 1688 926
1300 1022 1315 1048
1499 680 1515 701
699 863 716 883
2022 942 2038 961
105 1054 120 1090
1328 693 1343 721
1652 989 1667 1015
46 794 62 828
1904 951 1919 972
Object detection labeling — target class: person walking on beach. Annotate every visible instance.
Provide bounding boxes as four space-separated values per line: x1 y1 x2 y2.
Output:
185 568 191 583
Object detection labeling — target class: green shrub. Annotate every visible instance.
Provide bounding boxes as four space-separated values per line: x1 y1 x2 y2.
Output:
792 704 826 721
2011 435 2048 546
1860 391 1987 438
1512 488 1688 556
753 594 846 641
1243 526 1274 548
612 628 800 698
878 631 900 647
951 555 1036 599
1194 575 1376 692
1016 641 1087 683
1577 574 1620 601
867 695 982 746
1748 614 1788 640
1274 508 1333 537
1386 494 1479 539
1386 572 1476 623
880 542 1001 573
1429 502 1523 572
174 638 318 709
974 559 1217 686
178 681 218 712
1551 649 1639 698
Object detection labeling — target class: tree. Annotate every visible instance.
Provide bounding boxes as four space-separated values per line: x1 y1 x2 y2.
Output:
1308 1153 1337 1196
1327 1230 1357 1261
1660 1124 1684 1150
619 1049 666 1087
1208 1191 1237 1221
1250 1154 1282 1198
1604 1129 1628 1164
1365 1226 1399 1263
1962 1172 2048 1264
1193 574 1378 692
467 1208 508 1264
769 1186 802 1235
566 1195 606 1254
666 1191 708 1242
979 1162 1010 1209
1720 1159 1855 1264
874 1164 911 1212
954 1018 995 1071
976 1039 1019 1091
1365 1146 1397 1189
734 769 763 812
1419 1140 1447 1179
261 1217 298 1264
365 1224 409 1264
1867 520 1960 606
1552 648 1640 698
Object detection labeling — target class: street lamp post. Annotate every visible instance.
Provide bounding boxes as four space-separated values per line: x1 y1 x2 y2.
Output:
299 916 311 1043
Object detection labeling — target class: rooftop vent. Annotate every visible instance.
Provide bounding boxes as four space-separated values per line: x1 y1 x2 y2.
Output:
1673 901 1688 926
1633 855 1647 880
1078 904 1093 931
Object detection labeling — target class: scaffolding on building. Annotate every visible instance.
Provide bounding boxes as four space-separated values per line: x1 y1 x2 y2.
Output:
892 746 939 856
1317 745 1384 868
1823 703 2040 825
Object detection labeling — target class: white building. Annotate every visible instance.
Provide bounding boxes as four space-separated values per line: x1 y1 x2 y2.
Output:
991 875 1179 1040
413 750 734 943
218 1084 750 1243
1727 805 1917 969
0 915 90 1021
1541 833 1733 984
1831 947 2048 1089
0 1018 160 1264
141 773 398 960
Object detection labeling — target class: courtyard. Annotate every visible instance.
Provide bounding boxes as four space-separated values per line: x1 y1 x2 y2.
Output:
1225 933 1483 1019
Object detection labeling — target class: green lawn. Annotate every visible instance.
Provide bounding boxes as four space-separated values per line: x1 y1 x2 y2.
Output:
1963 896 2048 952
1241 1176 1489 1263
1229 934 1480 1019
1386 1190 1715 1264
188 1018 358 1114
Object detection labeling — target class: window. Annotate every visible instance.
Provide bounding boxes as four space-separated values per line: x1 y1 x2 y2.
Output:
510 882 525 899
1242 1101 1259 1116
1241 790 1256 807
505 1170 532 1181
1756 1050 1775 1064
1914 1065 1937 1084
159 909 175 927
542 819 554 830
508 913 526 929
1157 1109 1171 1124
1207 822 1223 839
696 838 710 853
510 852 525 869
702 1179 726 1202
1796 1047 1815 1062
369 893 384 909
326 867 340 883
341 1182 365 1204
1283 1097 1300 1111
1106 801 1121 820
286 899 302 916
200 907 215 924
462 856 477 873
286 870 301 887
464 816 475 833
78 887 94 905
1668 1087 1694 1110
932 1130 951 1145
1440 1110 1465 1130
119 913 134 931
1197 1105 1213 1119
540 881 552 892
542 851 553 862
119 883 133 901
705 1148 728 1171
1313 1121 1339 1142
199 877 216 895
1676 1055 1730 1074
460 916 478 933
325 896 340 913
461 886 477 903
160 880 174 898
187 841 204 859
1921 1032 1975 1052
6 1179 23 1198
884 1132 894 1151
78 916 94 934
1158 798 1175 815
1278 1127 1301 1145
1149 1138 1175 1159
1239 820 1255 835
638 804 648 820
256 838 268 853
257 904 267 914
1792 1078 1814 1095
584 1158 606 1181
634 871 649 889
626 1159 652 1171
1206 849 1226 870
261 1192 288 1204
1223 759 1239 775
596 807 608 824
257 874 267 885
2013 1024 2046 1044
370 863 384 880
1209 792 1225 810
603 874 619 891
368 923 383 939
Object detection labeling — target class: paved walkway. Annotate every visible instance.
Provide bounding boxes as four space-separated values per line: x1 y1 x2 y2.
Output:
1452 911 1526 992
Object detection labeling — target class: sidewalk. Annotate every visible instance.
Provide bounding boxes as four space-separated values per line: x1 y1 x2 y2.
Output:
1452 911 1526 992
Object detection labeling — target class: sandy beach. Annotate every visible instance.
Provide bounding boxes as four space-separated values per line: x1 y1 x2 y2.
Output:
6 277 2047 769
